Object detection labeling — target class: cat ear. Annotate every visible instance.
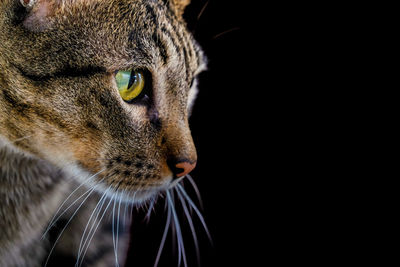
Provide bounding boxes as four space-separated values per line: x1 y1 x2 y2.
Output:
19 0 60 31
20 0 36 8
170 0 191 17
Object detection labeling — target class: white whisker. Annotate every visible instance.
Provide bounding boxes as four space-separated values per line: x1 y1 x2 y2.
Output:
42 170 105 239
176 187 200 266
154 193 172 267
75 187 110 266
112 193 117 266
169 193 177 255
123 190 130 228
176 184 212 244
116 193 122 262
145 196 156 222
78 194 115 267
167 190 187 267
10 135 31 144
129 192 135 220
43 181 100 267
185 174 204 210
128 190 135 222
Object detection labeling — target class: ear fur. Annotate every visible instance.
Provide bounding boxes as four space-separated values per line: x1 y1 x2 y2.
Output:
19 0 60 31
19 0 191 31
171 0 191 17
20 0 36 8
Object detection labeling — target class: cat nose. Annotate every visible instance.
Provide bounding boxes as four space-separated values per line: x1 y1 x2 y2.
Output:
169 160 197 178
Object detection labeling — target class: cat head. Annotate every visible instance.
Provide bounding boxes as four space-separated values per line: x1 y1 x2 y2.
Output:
0 0 206 202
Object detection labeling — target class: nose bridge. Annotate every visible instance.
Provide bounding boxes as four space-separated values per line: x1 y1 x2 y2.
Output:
164 117 197 163
152 74 197 176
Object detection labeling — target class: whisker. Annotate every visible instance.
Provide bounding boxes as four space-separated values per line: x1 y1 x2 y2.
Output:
75 187 110 266
212 27 241 40
10 135 31 144
185 174 204 210
176 187 200 266
168 191 180 264
128 190 135 222
42 184 92 239
176 184 213 244
78 194 115 267
42 170 105 239
115 193 123 267
171 211 177 256
193 0 210 34
167 190 187 267
129 191 135 220
197 0 210 20
164 193 169 211
112 193 118 267
169 192 177 256
145 196 157 223
154 193 172 267
43 181 101 267
43 185 92 238
122 189 129 226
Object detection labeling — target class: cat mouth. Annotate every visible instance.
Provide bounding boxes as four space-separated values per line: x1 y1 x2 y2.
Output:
169 177 185 189
106 176 183 204
102 179 174 204
71 163 176 204
128 177 185 203
126 187 163 203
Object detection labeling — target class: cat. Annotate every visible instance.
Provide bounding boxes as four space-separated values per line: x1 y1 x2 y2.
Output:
0 0 208 266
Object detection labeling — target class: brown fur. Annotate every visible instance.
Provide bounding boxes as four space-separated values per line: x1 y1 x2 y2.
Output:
0 0 206 266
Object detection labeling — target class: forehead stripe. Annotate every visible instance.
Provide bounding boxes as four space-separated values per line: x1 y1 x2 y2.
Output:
152 32 169 65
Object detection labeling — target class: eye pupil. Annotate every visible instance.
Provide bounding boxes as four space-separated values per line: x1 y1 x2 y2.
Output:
128 71 137 90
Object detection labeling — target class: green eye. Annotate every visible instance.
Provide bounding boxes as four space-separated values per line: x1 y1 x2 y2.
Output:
115 70 145 102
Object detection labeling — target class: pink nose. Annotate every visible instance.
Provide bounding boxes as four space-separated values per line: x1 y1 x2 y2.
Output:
174 161 197 178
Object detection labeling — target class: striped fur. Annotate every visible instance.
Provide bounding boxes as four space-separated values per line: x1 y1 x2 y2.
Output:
0 0 206 266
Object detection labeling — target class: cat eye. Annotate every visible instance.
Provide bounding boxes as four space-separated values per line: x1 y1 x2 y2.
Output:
115 70 145 103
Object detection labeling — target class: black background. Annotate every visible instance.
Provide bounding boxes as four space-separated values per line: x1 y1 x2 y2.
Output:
124 2 383 266
125 0 256 266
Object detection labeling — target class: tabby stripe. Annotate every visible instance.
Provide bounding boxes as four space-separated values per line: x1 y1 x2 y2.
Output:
163 15 193 83
138 0 196 83
190 36 202 71
182 48 191 84
152 32 169 65
2 89 31 115
2 89 69 130
14 63 106 82
176 27 192 84
145 1 186 66
160 25 181 56
144 2 158 25
164 9 186 55
172 13 197 83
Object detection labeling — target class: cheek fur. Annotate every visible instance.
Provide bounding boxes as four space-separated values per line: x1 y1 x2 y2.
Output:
72 137 103 174
187 84 198 114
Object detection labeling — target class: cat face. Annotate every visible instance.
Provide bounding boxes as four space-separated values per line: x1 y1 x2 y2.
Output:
0 0 206 202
